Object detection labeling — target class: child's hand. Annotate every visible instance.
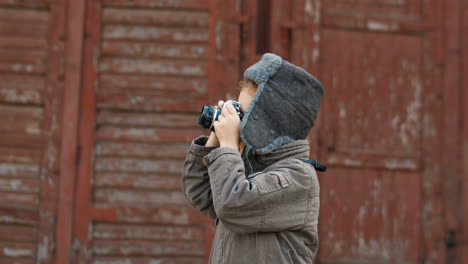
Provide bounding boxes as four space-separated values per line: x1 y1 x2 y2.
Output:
213 101 241 150
205 100 225 147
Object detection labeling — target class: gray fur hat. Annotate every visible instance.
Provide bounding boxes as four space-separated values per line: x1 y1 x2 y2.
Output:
241 53 324 154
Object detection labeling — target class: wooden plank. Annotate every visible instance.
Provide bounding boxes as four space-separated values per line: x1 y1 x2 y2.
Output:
94 189 187 206
96 111 198 128
0 225 37 242
0 257 35 264
0 241 35 258
0 207 38 225
101 0 209 9
95 142 189 159
95 126 202 144
0 105 43 119
72 0 101 263
0 147 41 164
94 172 181 190
98 57 208 76
55 0 86 263
91 256 204 264
93 224 204 240
0 162 39 178
94 157 184 174
102 25 209 42
0 74 46 91
92 239 204 256
0 62 47 74
0 134 43 149
0 8 49 23
96 91 206 112
102 41 208 59
0 87 43 104
91 205 193 225
0 192 38 209
0 49 47 65
102 8 209 27
0 177 39 193
0 0 51 7
0 37 47 49
0 22 49 38
99 73 207 93
0 113 43 136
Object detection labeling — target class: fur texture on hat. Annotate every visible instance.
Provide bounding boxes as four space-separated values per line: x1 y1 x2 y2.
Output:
241 53 324 154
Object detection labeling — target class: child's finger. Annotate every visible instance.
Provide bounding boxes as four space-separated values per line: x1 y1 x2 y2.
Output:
224 102 237 116
217 100 224 108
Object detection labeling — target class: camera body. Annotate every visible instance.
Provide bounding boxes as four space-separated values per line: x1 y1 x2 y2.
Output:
198 101 244 131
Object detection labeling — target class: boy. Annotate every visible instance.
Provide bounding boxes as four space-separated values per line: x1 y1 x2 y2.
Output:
182 53 324 263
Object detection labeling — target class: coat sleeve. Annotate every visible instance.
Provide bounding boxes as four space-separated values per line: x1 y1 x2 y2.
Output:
203 147 320 234
181 136 219 220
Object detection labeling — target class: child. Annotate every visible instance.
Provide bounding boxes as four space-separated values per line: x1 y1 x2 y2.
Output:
182 53 324 263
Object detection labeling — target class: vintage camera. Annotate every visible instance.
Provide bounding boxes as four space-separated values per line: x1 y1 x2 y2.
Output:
198 101 244 131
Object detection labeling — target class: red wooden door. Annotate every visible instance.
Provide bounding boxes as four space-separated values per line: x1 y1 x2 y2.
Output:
73 0 224 263
0 0 66 263
314 1 446 264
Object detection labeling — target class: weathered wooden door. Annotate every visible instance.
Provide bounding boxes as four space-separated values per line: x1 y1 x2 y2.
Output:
72 0 223 263
312 1 446 264
0 0 66 263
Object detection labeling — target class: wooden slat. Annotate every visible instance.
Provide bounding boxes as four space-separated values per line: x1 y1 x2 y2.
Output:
92 239 204 256
0 257 35 264
93 224 204 240
94 189 186 206
102 25 209 42
99 57 208 76
0 106 43 135
0 37 47 49
0 22 48 38
96 111 198 128
0 225 37 242
102 41 208 59
0 192 38 208
94 157 184 174
91 205 192 225
0 147 41 164
91 256 204 264
95 126 202 144
101 0 209 9
0 105 43 119
0 49 47 65
0 134 43 149
0 74 46 91
0 177 39 193
0 207 38 225
0 241 35 257
0 162 39 178
95 142 189 159
103 8 209 27
94 172 181 190
0 62 47 75
0 87 43 104
0 8 49 23
99 73 207 93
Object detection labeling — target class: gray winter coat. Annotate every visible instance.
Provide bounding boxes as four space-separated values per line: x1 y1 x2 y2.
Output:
182 136 320 263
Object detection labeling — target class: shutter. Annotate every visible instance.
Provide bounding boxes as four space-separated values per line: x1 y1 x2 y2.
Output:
73 0 219 263
0 1 65 263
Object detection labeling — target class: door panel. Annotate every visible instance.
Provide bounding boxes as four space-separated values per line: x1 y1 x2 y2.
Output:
316 0 445 263
74 0 219 263
0 1 65 263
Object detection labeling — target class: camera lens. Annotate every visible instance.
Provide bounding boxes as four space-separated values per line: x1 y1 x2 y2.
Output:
198 106 220 130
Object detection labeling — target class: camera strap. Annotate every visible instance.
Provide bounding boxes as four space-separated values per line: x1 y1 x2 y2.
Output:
298 159 327 172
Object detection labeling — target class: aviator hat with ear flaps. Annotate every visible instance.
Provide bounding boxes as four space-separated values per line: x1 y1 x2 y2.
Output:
240 53 324 154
